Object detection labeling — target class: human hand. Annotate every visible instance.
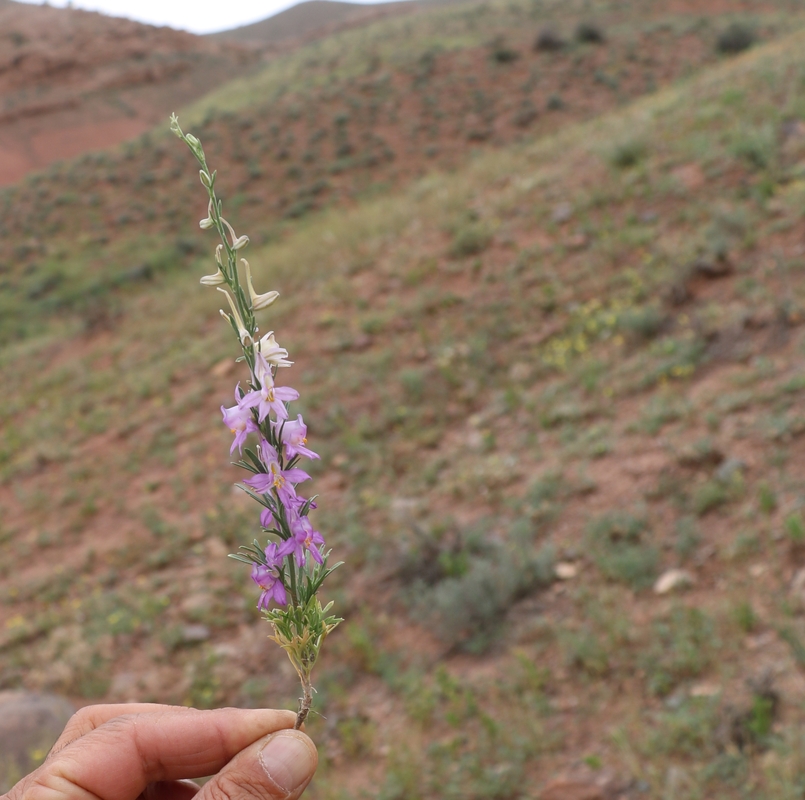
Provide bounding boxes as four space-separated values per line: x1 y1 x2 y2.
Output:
2 704 317 800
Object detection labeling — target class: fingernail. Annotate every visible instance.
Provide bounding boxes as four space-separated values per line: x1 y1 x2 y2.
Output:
258 732 316 795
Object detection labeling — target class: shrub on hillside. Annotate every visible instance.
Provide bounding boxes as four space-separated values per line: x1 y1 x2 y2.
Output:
426 541 555 653
641 607 715 696
546 93 564 111
450 222 493 257
618 305 665 342
609 138 647 169
489 37 520 64
534 27 566 52
402 519 555 653
716 22 756 55
586 511 659 590
575 22 605 44
730 125 775 170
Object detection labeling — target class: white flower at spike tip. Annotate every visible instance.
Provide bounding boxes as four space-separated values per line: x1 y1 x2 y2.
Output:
257 331 293 368
217 287 252 344
243 259 279 311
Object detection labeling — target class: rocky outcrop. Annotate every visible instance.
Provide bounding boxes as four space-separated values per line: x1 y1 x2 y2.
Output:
0 691 75 792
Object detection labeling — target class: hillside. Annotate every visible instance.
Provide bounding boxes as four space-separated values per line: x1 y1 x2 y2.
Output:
209 0 416 45
2 0 800 345
0 0 259 186
3 0 805 797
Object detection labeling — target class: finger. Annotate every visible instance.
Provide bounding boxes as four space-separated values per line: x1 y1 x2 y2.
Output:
142 780 200 800
7 707 296 800
51 704 190 756
198 730 317 800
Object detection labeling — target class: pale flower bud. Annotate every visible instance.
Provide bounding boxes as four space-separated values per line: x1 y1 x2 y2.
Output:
200 269 225 286
199 200 215 229
242 258 279 311
221 218 248 251
217 287 251 345
199 169 212 188
215 244 224 266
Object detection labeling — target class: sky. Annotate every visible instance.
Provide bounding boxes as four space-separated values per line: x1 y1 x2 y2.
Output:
13 0 397 34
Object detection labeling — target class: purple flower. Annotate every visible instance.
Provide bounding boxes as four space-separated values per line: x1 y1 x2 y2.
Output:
240 353 299 422
287 494 317 514
280 514 325 567
278 415 319 460
260 506 275 529
251 543 287 608
244 442 311 506
221 386 258 454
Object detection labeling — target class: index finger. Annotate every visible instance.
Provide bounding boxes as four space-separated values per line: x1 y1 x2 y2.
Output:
9 707 296 800
50 704 193 756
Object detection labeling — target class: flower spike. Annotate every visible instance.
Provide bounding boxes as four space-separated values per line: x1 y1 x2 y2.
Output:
172 113 341 732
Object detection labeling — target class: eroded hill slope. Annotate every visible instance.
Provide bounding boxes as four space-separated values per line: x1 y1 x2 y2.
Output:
2 2 805 797
0 1 259 185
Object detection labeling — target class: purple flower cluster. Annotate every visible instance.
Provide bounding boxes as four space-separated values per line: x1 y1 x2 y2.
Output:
220 336 323 610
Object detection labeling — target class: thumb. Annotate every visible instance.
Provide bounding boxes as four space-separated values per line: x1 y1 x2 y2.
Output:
199 729 317 800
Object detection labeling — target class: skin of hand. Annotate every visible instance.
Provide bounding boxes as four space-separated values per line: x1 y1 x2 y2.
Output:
2 704 318 800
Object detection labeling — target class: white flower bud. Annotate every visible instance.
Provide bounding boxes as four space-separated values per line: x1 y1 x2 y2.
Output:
199 170 213 188
169 113 182 137
200 269 225 286
242 258 279 311
215 244 224 266
217 287 251 345
253 290 279 310
199 200 215 229
185 134 200 148
221 218 248 251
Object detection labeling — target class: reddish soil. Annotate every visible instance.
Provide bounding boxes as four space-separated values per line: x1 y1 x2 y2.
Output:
0 1 259 186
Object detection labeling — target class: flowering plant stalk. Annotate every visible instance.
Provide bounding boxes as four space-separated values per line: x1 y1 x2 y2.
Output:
170 114 342 728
